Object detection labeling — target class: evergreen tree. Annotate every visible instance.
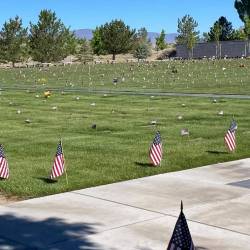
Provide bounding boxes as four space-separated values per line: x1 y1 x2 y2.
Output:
76 39 93 63
0 16 28 67
99 20 136 60
176 15 199 58
136 27 148 44
244 16 250 39
231 28 247 40
201 32 209 42
29 9 75 62
91 27 105 55
243 16 250 55
235 0 250 22
208 17 234 41
213 22 222 58
133 43 151 61
156 29 166 50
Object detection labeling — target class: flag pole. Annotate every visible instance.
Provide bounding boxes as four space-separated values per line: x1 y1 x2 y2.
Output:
61 138 68 185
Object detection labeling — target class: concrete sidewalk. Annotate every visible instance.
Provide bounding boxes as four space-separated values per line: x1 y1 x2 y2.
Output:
0 159 250 249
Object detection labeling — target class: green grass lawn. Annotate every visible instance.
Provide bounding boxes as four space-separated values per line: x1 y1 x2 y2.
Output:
0 89 250 198
1 59 250 94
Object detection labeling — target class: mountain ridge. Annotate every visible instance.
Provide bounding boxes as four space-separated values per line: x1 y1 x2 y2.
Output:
73 29 177 44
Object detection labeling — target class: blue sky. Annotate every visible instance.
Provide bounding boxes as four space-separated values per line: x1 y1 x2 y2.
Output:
0 0 244 33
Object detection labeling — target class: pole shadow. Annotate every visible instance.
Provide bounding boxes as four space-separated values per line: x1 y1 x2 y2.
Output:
135 162 154 168
36 177 58 184
206 150 228 155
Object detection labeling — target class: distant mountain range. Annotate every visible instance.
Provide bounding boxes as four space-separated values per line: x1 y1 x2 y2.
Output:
73 29 177 44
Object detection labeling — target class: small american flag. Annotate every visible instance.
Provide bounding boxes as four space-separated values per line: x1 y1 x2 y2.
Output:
224 120 237 152
0 144 9 179
50 141 64 179
149 131 163 166
167 201 195 250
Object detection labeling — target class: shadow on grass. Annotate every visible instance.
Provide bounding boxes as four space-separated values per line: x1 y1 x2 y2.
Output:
36 177 58 184
0 214 103 249
0 178 8 181
206 150 228 155
135 162 154 168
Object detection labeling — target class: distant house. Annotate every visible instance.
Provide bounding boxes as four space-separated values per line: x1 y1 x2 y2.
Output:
176 40 249 59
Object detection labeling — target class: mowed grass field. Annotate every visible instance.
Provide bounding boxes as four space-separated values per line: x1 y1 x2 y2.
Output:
0 59 250 94
0 89 250 198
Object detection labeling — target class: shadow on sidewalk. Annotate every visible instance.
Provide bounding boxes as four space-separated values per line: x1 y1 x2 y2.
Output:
0 214 103 249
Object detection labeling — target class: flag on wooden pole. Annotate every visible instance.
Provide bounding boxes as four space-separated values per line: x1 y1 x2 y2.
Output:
149 131 163 166
167 201 195 250
50 140 65 179
224 120 237 152
0 144 9 179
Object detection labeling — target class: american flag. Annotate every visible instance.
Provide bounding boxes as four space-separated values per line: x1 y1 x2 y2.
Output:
167 202 195 250
149 131 163 166
0 144 9 179
224 120 237 152
50 141 64 179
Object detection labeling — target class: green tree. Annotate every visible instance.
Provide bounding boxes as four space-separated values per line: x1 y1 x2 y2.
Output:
64 34 78 56
201 32 209 42
133 27 151 50
0 16 28 67
231 28 247 40
235 0 250 22
133 43 151 61
176 15 199 58
91 27 105 55
244 16 250 39
99 20 136 60
243 16 250 55
76 39 93 63
212 22 222 58
156 29 166 50
136 27 148 44
208 17 234 41
29 9 74 62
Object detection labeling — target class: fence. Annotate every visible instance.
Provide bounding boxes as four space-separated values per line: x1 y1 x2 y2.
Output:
176 40 250 59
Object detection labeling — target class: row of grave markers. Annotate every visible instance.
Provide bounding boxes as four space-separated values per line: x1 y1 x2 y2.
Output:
0 120 237 181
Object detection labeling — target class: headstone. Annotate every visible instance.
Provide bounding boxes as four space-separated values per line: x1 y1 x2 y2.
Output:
91 124 97 129
16 110 21 114
181 128 189 136
151 120 157 125
218 110 224 116
90 103 96 106
113 78 118 84
52 106 57 110
25 119 31 124
177 115 183 120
